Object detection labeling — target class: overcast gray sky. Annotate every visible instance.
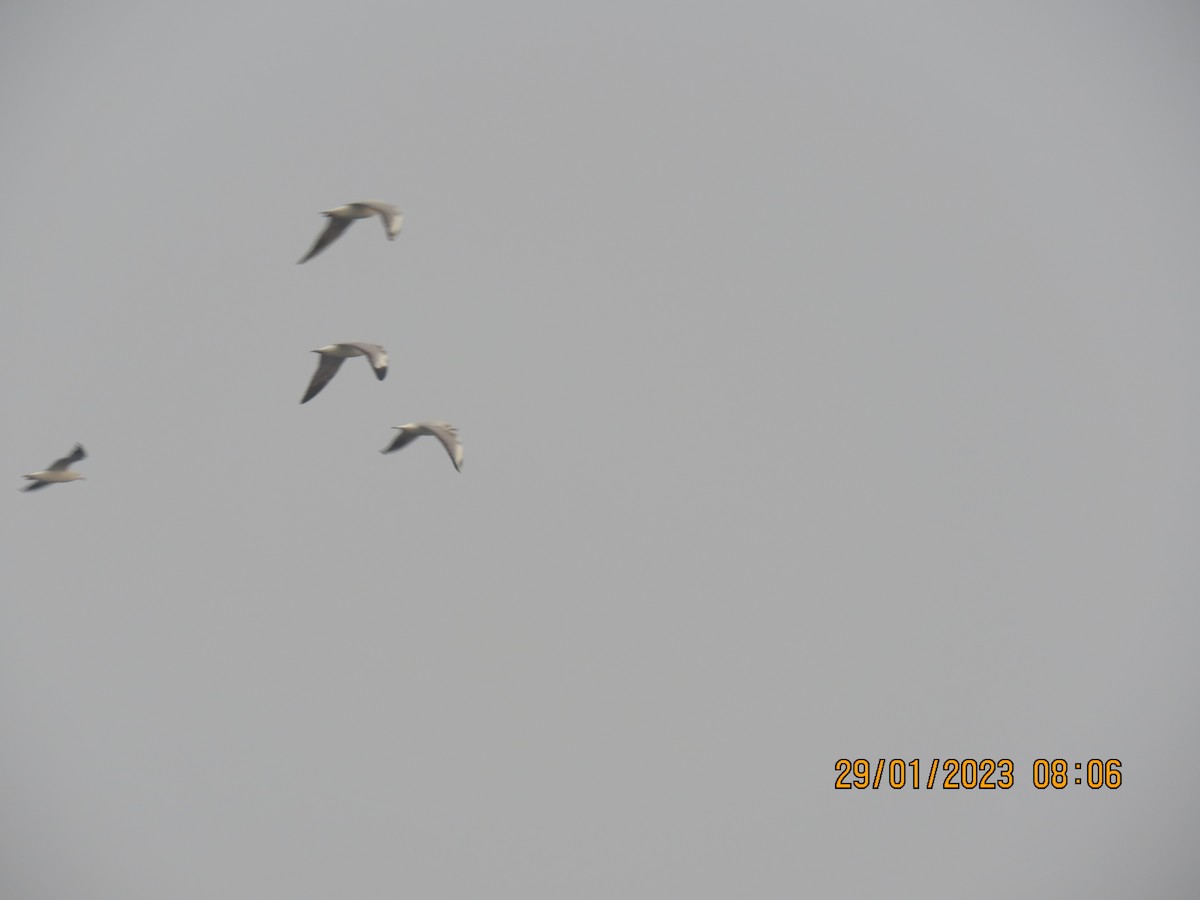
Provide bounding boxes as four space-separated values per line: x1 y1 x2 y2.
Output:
2 1 1199 897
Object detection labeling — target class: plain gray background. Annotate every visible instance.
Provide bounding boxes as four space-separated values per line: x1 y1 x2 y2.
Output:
2 1 1198 897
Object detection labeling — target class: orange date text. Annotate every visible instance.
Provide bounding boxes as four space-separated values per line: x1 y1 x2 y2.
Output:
834 758 1016 790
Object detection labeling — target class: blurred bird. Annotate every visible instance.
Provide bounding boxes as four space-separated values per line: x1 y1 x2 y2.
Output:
22 443 87 492
297 201 402 263
300 343 389 404
380 422 463 472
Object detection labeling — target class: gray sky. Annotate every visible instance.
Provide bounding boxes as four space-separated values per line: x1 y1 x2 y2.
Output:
2 1 1199 897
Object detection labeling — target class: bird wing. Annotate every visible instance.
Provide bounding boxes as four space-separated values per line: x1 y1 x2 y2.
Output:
298 215 354 264
424 422 464 472
380 426 420 455
348 343 388 380
21 479 50 491
364 202 402 240
48 443 86 471
300 354 346 403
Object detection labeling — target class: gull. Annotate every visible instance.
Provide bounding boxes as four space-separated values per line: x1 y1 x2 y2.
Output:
380 422 463 472
297 201 403 264
301 342 389 404
22 443 87 492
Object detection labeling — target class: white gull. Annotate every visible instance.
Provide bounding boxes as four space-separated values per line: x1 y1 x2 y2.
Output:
297 201 403 264
22 443 87 492
301 342 389 404
380 422 463 472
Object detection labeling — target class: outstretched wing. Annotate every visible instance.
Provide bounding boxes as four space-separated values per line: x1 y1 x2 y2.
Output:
298 216 354 264
364 202 402 240
424 422 464 472
380 426 421 455
21 480 50 492
348 343 388 380
48 443 86 471
300 354 346 404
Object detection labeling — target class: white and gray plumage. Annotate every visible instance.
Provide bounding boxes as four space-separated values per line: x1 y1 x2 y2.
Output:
297 201 403 264
300 343 389 404
380 422 463 472
22 443 87 492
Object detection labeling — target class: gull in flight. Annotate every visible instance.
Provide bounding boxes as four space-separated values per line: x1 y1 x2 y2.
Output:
22 443 87 491
381 422 463 472
301 343 389 403
297 201 403 264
